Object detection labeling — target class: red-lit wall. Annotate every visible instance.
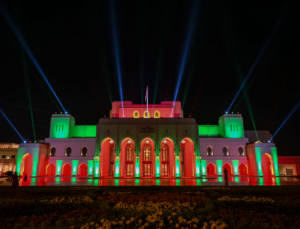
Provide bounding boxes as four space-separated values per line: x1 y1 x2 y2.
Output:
111 101 182 118
278 156 300 176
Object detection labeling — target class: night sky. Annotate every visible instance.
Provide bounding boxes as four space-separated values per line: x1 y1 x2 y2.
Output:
0 1 299 155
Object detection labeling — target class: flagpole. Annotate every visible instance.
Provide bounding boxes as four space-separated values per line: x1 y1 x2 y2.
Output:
145 86 149 118
147 86 149 118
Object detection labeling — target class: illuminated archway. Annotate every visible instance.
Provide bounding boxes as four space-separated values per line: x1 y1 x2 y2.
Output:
180 138 195 177
78 163 88 177
20 153 33 177
133 110 140 118
140 138 155 178
154 111 160 118
262 153 274 177
143 110 150 118
46 163 56 176
100 138 115 177
120 138 135 177
61 163 71 176
160 138 175 178
223 163 233 176
207 163 217 176
239 163 248 176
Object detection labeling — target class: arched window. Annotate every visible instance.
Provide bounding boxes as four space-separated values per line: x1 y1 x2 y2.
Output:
133 110 140 118
238 147 244 156
126 144 134 162
161 144 169 162
50 147 56 157
161 143 169 177
65 147 72 157
143 110 150 118
223 147 229 156
81 147 88 157
125 143 134 177
143 144 151 161
154 110 160 118
207 146 213 156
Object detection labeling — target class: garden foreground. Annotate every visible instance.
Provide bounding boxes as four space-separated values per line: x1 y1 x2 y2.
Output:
0 186 300 229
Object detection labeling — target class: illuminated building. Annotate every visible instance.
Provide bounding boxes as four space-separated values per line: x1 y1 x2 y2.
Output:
0 143 18 175
16 101 288 179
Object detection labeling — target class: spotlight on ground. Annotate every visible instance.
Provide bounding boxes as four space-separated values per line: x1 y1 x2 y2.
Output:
225 11 286 113
0 3 68 114
269 100 300 142
0 108 26 143
171 0 200 116
109 0 125 117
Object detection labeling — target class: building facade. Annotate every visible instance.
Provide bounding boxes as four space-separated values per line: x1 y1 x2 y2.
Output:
0 143 18 175
16 101 283 179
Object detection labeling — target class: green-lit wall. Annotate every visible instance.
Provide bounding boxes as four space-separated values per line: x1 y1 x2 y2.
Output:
198 125 219 137
218 114 244 138
71 125 97 138
50 115 75 138
50 114 96 138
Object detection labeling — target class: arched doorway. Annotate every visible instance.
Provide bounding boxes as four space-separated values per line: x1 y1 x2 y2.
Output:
180 138 195 177
20 153 33 177
207 163 217 176
46 164 56 176
140 138 155 178
239 163 248 176
120 138 135 177
223 163 233 176
160 138 175 178
262 153 274 177
78 163 88 177
61 163 71 176
100 138 115 177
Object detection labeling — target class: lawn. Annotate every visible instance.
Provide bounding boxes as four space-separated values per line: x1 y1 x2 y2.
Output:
0 186 299 229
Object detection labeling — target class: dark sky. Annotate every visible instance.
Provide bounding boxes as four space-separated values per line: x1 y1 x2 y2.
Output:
0 0 299 155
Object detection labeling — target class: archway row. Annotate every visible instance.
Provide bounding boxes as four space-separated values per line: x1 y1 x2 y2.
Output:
206 162 249 176
45 163 89 177
100 137 195 178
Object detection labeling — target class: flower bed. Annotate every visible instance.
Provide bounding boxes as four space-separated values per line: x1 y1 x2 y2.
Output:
0 187 300 228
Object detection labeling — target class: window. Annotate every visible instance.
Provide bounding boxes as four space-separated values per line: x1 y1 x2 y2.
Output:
125 143 134 177
11 155 15 159
126 144 134 162
238 147 244 156
154 111 160 118
50 147 56 157
133 110 140 118
65 147 72 157
207 146 213 156
161 144 169 162
161 144 169 177
2 155 6 159
143 144 151 161
143 111 150 118
223 147 229 156
81 147 88 157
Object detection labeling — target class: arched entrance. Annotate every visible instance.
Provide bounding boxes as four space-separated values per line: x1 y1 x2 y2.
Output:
223 163 233 176
46 164 56 176
100 138 115 177
78 163 88 177
140 138 155 178
20 153 33 177
61 163 71 176
207 163 217 176
239 163 248 176
120 138 135 177
160 138 175 178
180 138 195 177
262 153 274 177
